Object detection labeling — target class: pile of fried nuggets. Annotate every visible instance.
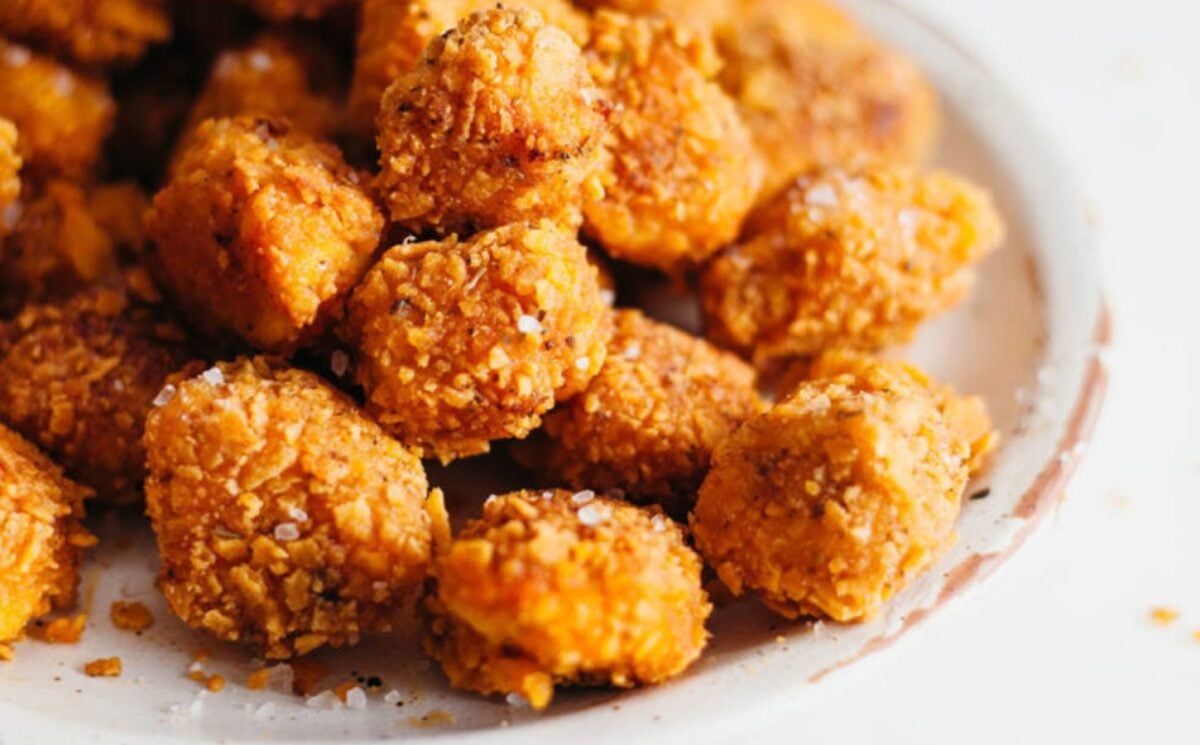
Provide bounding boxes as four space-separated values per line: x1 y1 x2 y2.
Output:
0 0 1003 710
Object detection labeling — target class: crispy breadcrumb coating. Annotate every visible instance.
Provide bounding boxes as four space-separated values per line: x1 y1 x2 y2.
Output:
1 179 121 318
0 118 18 232
0 0 170 68
806 350 997 475
424 490 710 710
523 309 763 515
700 167 1004 366
373 8 608 235
84 656 123 676
341 222 611 462
691 355 970 622
110 600 153 631
0 287 203 504
233 0 354 21
574 0 734 34
144 357 446 659
0 40 115 181
346 0 588 140
177 32 341 163
0 423 95 651
146 116 383 353
717 0 939 198
582 11 762 272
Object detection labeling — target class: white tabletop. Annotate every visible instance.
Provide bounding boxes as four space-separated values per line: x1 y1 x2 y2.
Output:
759 1 1200 742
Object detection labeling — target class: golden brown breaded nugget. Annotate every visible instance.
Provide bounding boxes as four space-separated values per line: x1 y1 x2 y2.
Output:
717 0 939 198
374 8 608 235
0 287 202 504
341 222 611 462
0 119 19 232
524 309 763 515
144 356 446 659
691 355 970 622
177 32 341 163
233 0 353 21
0 40 115 181
424 490 710 709
0 423 94 655
806 350 996 474
700 167 1004 366
146 116 383 353
346 0 588 141
0 0 170 68
1 179 121 318
582 11 762 273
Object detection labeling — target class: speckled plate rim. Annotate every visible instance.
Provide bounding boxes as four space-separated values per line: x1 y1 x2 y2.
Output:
0 2 1109 743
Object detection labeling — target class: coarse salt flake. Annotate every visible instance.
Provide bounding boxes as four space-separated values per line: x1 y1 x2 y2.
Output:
2 45 31 67
650 515 667 532
273 522 300 541
805 183 839 208
305 690 343 709
152 384 177 407
199 366 225 386
287 506 308 522
577 504 607 526
344 687 367 710
599 289 616 307
248 50 273 70
622 343 641 361
570 489 594 506
517 315 544 334
575 356 591 371
383 689 403 705
168 691 206 719
505 692 529 708
52 70 76 96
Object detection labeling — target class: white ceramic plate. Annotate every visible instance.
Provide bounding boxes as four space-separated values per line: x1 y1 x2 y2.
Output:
0 2 1108 743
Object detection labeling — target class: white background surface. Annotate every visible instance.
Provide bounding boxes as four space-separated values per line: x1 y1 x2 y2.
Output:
760 1 1200 742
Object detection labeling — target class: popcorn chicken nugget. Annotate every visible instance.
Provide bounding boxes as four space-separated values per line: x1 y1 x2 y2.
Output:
1 178 121 318
373 8 608 235
0 40 116 181
582 11 762 272
424 489 710 709
340 221 611 461
0 287 202 504
717 0 939 197
144 356 446 659
146 116 383 353
0 0 170 67
0 423 94 654
525 309 763 515
700 167 1003 366
347 0 588 141
176 32 341 163
691 354 972 622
